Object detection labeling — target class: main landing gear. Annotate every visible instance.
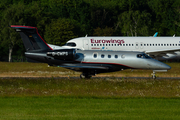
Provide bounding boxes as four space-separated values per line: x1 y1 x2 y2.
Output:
80 74 92 79
80 71 96 79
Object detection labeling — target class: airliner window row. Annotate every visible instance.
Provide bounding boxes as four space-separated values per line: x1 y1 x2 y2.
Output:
93 53 150 59
91 44 134 46
142 44 180 46
91 44 180 46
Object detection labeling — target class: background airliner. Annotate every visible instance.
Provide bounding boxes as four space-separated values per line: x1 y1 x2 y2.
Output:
11 25 171 79
61 36 180 61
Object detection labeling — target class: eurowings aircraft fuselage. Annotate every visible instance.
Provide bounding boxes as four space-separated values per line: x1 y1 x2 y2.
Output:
62 37 180 60
11 25 171 78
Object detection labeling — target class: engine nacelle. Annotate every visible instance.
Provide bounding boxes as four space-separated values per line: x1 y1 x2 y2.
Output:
47 49 76 60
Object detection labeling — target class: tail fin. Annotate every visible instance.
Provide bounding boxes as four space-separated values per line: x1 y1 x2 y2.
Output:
11 25 53 52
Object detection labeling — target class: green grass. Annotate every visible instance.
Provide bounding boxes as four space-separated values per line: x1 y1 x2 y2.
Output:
0 78 180 98
0 97 180 120
0 62 180 119
0 77 179 119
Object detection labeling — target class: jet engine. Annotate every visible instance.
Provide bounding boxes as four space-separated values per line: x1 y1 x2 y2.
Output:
47 49 76 60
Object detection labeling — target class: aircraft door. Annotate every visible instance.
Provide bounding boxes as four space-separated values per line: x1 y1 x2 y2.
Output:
83 39 89 50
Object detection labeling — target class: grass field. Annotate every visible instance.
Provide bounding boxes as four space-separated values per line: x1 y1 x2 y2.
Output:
0 62 180 119
0 97 180 120
0 78 179 119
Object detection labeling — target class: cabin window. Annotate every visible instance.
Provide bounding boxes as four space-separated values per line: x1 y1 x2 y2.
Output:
143 54 151 59
109 44 110 46
93 53 98 58
137 54 144 58
91 44 93 46
117 44 120 46
121 55 125 58
100 44 102 46
161 44 163 46
144 44 146 46
93 53 97 58
115 55 118 58
137 54 151 59
129 44 131 46
112 44 113 46
132 44 134 46
103 44 105 46
64 42 76 47
101 54 105 58
108 55 111 58
123 44 125 46
164 44 166 46
126 44 128 46
115 44 116 46
97 44 99 46
94 44 96 46
147 44 149 46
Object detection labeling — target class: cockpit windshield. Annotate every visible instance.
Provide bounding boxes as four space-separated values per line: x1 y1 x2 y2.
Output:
63 42 76 47
137 54 151 59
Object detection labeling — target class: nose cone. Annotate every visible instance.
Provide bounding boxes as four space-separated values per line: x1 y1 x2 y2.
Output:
147 60 171 70
159 63 171 70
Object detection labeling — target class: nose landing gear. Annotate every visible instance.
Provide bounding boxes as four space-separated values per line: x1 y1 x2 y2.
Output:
151 70 168 79
151 71 156 79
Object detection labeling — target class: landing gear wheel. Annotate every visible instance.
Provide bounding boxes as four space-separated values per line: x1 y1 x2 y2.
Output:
152 75 156 79
151 71 156 79
80 74 85 79
80 74 92 79
85 75 92 79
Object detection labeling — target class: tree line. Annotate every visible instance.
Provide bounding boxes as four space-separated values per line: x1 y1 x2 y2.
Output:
0 0 180 62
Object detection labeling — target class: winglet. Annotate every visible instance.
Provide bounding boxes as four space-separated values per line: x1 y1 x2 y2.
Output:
153 32 158 37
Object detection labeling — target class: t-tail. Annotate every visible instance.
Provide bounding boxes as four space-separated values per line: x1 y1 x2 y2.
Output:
11 25 53 52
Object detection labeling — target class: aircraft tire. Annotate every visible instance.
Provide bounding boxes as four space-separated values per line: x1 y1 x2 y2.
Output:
80 74 85 79
152 75 156 79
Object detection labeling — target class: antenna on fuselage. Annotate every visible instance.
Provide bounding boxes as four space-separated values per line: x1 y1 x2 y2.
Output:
173 34 175 37
85 34 88 37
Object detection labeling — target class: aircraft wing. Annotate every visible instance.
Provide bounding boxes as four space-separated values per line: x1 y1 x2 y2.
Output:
59 64 109 71
145 48 180 57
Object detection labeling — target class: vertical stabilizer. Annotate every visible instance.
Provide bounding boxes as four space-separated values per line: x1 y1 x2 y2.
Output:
11 25 52 52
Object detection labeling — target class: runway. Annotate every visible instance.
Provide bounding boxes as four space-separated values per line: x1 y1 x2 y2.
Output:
0 76 180 80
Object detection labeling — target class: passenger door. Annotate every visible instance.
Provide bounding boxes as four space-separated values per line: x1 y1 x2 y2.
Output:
83 39 89 50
